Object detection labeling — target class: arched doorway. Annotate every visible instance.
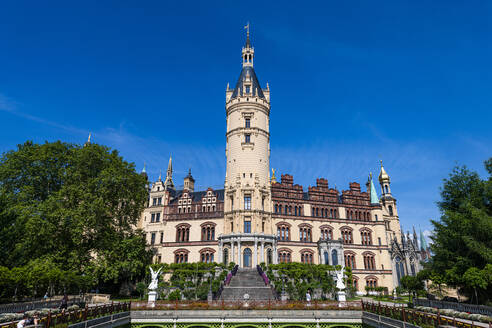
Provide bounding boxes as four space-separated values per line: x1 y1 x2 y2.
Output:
243 248 252 267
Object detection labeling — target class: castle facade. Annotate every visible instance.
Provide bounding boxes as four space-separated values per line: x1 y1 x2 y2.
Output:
138 31 429 293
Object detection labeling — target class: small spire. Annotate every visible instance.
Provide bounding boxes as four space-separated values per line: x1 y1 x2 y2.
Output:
271 168 277 184
142 162 147 173
84 132 92 147
158 169 162 181
244 22 250 47
378 159 390 183
369 172 379 204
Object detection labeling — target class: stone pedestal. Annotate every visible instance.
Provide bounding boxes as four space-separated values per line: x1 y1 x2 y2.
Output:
337 290 346 302
148 291 157 307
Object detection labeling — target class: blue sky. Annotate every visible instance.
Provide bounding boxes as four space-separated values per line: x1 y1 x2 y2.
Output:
1 1 491 237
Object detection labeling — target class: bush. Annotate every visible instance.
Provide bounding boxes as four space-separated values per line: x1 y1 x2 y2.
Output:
168 289 181 301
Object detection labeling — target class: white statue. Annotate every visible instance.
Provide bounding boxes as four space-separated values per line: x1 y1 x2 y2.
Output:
335 267 345 290
148 267 162 291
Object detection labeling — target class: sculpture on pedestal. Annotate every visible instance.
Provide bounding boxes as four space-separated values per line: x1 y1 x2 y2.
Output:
335 267 346 303
148 267 162 306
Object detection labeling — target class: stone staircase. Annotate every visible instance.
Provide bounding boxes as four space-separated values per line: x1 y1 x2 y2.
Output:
219 268 276 301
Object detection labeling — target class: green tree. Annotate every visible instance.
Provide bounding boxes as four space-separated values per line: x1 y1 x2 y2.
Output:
0 141 151 295
428 158 492 303
400 275 424 304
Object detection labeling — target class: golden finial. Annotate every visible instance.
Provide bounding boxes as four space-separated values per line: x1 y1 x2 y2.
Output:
380 159 383 167
370 172 373 179
271 168 277 184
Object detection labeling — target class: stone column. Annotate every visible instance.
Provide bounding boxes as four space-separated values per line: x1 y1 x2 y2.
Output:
218 241 223 264
253 237 258 266
238 239 241 267
273 243 278 264
261 241 265 263
231 239 235 263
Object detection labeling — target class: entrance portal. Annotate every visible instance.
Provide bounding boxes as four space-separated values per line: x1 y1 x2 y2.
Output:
243 248 252 267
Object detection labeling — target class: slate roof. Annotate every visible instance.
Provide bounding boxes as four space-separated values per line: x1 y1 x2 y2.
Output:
230 66 265 99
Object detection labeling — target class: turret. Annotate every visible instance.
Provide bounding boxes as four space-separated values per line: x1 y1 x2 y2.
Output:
378 160 392 196
366 172 379 205
183 168 195 192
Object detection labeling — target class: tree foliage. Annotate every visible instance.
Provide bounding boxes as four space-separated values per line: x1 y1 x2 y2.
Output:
428 158 492 303
0 141 151 297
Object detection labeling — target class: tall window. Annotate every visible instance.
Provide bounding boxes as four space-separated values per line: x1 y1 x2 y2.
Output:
176 225 190 242
244 195 251 210
244 220 251 233
278 250 292 263
363 253 376 270
151 213 155 223
301 251 313 264
174 251 188 263
152 198 157 206
366 278 377 288
299 225 312 242
200 249 215 263
245 118 250 128
341 228 353 244
361 230 372 245
388 205 394 216
160 232 164 243
277 224 290 241
245 134 251 143
155 212 161 222
344 253 356 269
321 227 333 240
150 232 156 245
201 223 215 241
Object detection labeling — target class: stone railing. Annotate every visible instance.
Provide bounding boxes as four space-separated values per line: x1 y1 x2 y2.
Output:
415 298 492 317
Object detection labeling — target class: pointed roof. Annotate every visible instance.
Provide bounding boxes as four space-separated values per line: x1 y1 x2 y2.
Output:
164 155 175 190
230 66 265 99
368 173 379 204
141 162 147 174
378 160 390 183
420 230 428 250
185 168 195 182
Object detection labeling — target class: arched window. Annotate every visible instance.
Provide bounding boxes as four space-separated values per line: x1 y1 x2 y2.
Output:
277 222 291 241
360 229 373 245
344 252 356 269
174 249 189 263
320 225 333 240
201 222 216 241
278 249 292 263
388 205 394 216
366 277 378 288
331 249 338 266
243 248 252 267
395 256 405 285
330 209 333 218
300 249 314 264
341 227 353 244
363 252 376 270
294 206 298 216
200 248 215 263
324 251 329 265
385 185 389 193
275 204 278 213
299 224 312 242
176 224 191 242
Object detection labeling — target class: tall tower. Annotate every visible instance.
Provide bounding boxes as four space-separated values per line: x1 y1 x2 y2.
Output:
378 161 401 235
219 26 276 268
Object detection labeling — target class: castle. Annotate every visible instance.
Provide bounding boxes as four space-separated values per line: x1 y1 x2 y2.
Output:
137 29 429 293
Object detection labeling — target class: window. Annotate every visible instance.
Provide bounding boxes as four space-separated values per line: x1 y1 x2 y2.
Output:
366 278 377 288
156 212 161 222
301 251 314 264
275 204 278 213
321 226 333 240
363 253 376 270
245 118 250 128
388 205 394 216
150 232 156 245
361 230 372 245
385 185 389 194
341 228 353 244
245 134 251 143
245 85 251 94
277 223 290 241
201 223 216 241
244 195 251 210
244 220 251 233
378 237 381 246
294 206 298 216
152 198 157 206
344 252 356 269
278 249 292 263
174 250 189 263
151 213 155 223
375 214 378 221
160 232 164 243
158 197 162 205
200 249 215 263
176 224 190 242
299 225 312 242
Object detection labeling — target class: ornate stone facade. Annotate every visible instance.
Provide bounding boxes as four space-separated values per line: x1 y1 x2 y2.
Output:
137 31 429 294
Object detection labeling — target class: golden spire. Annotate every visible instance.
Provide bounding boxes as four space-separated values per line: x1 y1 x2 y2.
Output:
271 168 277 184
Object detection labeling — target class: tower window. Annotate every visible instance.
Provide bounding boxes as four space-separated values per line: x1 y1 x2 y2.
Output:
244 220 251 233
246 86 251 94
244 195 251 210
245 134 251 143
385 185 389 193
245 118 250 128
